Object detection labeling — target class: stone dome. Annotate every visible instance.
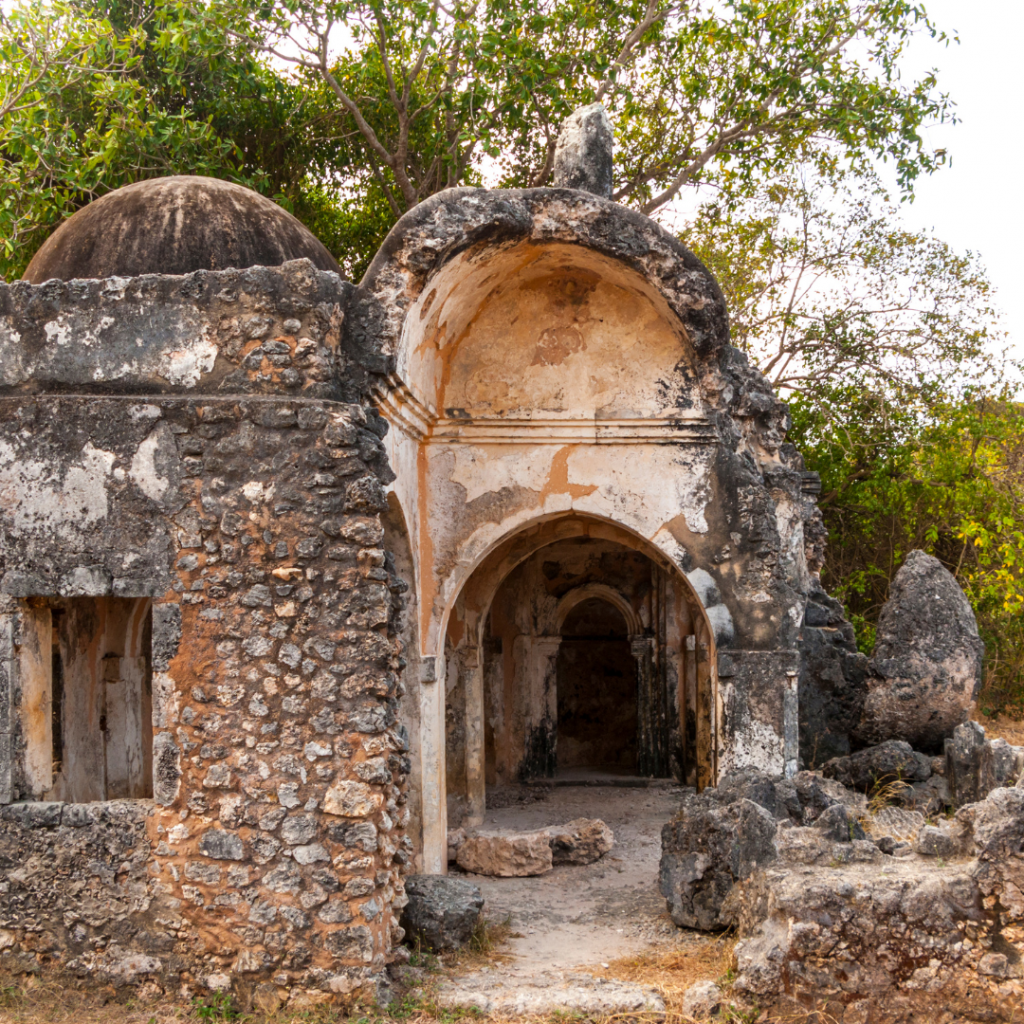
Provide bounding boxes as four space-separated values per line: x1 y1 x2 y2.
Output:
22 175 342 283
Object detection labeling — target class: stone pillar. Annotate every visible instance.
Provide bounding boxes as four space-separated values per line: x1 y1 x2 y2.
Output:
0 611 15 804
517 637 560 779
462 645 485 827
717 649 800 779
419 656 448 873
696 626 715 791
633 635 664 777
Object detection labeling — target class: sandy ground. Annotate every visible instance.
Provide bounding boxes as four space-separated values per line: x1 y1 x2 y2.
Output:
422 783 713 1012
460 784 685 968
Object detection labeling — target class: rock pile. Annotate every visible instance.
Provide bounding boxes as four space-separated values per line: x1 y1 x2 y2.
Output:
729 785 1024 1020
660 728 1024 1020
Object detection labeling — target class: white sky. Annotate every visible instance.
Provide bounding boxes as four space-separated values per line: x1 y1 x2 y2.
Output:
899 0 1024 364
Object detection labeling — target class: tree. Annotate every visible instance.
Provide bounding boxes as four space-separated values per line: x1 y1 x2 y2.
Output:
687 165 1005 413
0 0 357 279
790 388 1024 714
684 163 1022 710
186 0 953 260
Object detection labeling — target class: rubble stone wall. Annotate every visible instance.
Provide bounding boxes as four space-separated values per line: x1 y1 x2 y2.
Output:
0 265 411 1003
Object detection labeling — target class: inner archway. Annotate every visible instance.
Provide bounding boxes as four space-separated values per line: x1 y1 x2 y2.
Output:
439 514 717 830
555 597 637 775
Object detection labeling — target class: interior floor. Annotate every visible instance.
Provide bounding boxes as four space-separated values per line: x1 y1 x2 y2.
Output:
441 783 698 1003
528 767 676 787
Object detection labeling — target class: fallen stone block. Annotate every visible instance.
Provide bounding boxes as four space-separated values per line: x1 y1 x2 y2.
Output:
914 824 964 859
716 770 802 822
436 971 664 1014
813 802 866 843
400 874 484 951
791 771 854 823
659 795 777 931
822 739 931 792
680 979 722 1017
991 738 1024 786
946 720 997 806
446 827 467 864
456 831 553 877
548 818 614 865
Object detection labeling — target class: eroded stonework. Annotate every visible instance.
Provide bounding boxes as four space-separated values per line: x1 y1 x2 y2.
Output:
0 164 987 1006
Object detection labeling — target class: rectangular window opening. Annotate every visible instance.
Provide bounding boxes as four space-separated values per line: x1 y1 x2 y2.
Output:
18 597 153 803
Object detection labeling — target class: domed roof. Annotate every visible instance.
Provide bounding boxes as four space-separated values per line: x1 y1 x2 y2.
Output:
22 175 342 283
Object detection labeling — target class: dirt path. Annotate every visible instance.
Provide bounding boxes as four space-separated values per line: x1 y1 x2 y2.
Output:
427 783 713 1013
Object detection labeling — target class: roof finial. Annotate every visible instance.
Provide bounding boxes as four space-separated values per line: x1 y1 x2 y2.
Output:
552 103 614 198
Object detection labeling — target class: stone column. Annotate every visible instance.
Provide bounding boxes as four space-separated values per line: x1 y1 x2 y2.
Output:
419 655 448 874
696 627 715 790
462 645 485 827
633 635 665 777
519 637 560 779
717 649 800 780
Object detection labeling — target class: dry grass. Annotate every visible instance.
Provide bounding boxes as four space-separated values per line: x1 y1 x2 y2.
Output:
979 712 1024 747
439 916 518 972
0 970 186 1023
579 936 739 1021
866 775 914 816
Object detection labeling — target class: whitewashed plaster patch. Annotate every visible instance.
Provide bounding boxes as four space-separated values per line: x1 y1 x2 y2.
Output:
705 603 735 645
242 481 275 505
686 568 720 607
0 439 115 542
130 422 176 503
446 445 553 502
158 333 218 386
719 710 783 777
566 445 713 535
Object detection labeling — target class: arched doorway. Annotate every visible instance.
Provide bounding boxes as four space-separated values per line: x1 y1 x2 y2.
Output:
440 515 717 830
556 597 637 776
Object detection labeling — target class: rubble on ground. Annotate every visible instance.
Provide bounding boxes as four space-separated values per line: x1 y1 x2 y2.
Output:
448 818 614 877
659 723 1024 1021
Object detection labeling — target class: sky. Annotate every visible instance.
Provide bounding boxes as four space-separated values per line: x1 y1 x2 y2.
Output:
898 0 1024 363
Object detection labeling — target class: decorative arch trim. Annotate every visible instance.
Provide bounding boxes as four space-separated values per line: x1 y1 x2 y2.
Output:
345 187 731 388
554 583 643 637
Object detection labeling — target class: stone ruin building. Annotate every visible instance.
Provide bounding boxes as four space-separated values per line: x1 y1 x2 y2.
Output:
0 108 988 1006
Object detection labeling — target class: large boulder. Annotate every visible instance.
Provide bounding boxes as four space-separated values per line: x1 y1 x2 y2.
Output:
659 795 777 931
822 740 932 793
400 875 484 951
856 551 984 752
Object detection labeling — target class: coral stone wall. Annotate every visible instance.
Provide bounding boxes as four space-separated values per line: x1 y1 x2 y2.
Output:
0 264 411 1003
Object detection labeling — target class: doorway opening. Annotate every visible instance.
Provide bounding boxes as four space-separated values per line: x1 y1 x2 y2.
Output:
18 596 154 803
555 598 637 776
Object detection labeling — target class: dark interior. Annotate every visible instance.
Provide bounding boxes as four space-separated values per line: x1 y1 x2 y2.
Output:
556 598 637 771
